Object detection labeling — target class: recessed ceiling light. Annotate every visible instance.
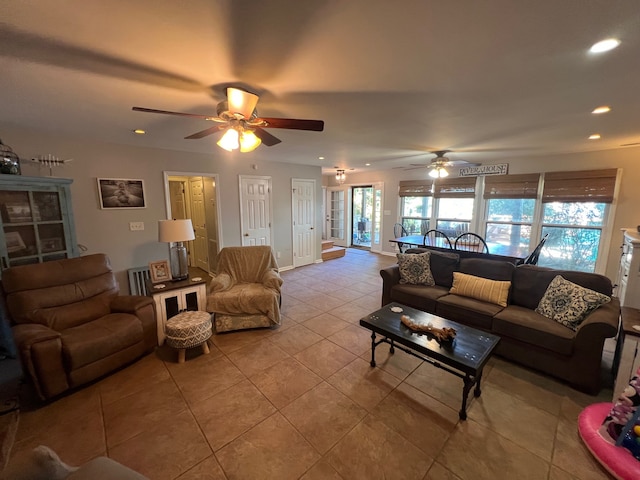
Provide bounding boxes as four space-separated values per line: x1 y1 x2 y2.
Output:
318 156 324 160
591 106 611 114
589 134 601 140
589 38 620 53
133 129 146 135
365 163 371 166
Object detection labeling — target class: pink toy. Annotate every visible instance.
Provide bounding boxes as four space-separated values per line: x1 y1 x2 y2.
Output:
580 403 640 479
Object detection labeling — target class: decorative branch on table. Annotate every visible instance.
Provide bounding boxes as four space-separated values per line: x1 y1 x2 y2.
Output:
400 315 457 342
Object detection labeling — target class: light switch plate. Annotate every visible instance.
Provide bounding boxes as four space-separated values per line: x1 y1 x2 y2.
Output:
129 221 144 231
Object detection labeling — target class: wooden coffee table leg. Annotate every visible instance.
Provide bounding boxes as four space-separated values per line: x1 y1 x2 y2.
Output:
370 331 377 367
474 370 483 397
459 376 474 420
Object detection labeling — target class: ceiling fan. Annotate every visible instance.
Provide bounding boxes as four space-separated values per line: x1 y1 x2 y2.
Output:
406 150 480 178
132 87 324 152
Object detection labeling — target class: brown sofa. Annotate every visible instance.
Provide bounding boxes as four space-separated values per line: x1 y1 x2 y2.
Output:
2 254 156 400
381 248 620 393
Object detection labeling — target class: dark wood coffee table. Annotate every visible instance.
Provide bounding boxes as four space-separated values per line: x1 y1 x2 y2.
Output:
359 302 500 420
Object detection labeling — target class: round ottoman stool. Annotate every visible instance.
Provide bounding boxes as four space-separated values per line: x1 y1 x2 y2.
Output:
165 311 213 363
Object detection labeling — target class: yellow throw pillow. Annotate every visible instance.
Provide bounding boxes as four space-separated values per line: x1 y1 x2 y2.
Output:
449 272 511 307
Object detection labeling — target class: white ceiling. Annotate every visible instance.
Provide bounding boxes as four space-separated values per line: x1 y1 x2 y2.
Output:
2 1 639 174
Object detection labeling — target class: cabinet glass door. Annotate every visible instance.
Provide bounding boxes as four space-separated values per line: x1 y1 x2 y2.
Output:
1 189 68 267
184 291 199 311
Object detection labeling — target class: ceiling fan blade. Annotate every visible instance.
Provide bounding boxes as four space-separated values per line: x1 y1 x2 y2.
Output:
184 125 225 140
253 127 282 146
227 87 259 118
447 160 481 167
259 117 324 131
132 106 214 119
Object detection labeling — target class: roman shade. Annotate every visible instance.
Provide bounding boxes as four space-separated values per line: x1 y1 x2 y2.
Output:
542 169 618 203
484 173 540 199
433 177 477 198
399 179 434 197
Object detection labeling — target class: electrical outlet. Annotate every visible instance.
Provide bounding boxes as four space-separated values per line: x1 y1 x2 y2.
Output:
276 251 281 259
129 222 145 231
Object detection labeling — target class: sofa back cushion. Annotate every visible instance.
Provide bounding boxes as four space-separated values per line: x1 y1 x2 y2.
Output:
404 248 460 287
511 264 613 310
3 254 118 331
458 258 516 282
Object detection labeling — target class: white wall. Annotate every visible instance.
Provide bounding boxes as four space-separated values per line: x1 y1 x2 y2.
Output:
326 147 640 281
1 124 323 291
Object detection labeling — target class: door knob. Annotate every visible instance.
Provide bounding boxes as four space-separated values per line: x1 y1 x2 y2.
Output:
310 227 314 230
244 233 249 236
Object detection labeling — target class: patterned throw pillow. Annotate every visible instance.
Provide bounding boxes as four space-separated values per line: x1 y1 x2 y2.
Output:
449 272 511 307
397 252 435 286
535 275 611 330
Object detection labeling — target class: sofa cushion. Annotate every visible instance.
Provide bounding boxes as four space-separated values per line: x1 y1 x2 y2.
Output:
429 251 460 288
397 252 435 285
511 264 613 310
458 258 515 282
390 284 449 314
535 275 611 331
450 272 511 307
404 248 460 287
436 294 504 330
61 313 143 370
493 305 575 355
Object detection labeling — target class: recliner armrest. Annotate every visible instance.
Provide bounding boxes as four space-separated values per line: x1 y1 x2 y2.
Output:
110 295 157 351
209 273 232 293
262 269 283 291
110 295 154 313
12 323 68 400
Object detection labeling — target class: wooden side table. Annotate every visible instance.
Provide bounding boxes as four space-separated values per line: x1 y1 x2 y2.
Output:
145 267 209 345
612 306 640 399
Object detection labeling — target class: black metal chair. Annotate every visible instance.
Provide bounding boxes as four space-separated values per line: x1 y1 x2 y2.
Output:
393 223 409 252
454 232 490 253
423 229 453 249
520 233 549 265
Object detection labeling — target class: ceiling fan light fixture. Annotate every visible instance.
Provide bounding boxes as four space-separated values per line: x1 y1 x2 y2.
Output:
429 166 449 178
226 87 259 118
239 130 262 152
217 128 239 151
589 38 620 53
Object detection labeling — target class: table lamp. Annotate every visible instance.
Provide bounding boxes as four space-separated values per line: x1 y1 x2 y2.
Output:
158 219 195 281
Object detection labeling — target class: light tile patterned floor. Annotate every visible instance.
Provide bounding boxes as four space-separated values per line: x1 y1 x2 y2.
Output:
7 248 617 479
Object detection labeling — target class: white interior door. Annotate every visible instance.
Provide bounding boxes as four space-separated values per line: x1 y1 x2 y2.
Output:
189 177 209 271
292 179 315 267
370 182 384 253
239 175 272 246
202 177 219 272
169 181 187 220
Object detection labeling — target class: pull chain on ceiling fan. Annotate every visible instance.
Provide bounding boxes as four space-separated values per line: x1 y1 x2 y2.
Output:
132 87 324 152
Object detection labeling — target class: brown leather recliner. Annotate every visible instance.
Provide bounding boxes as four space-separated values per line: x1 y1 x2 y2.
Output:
2 254 156 400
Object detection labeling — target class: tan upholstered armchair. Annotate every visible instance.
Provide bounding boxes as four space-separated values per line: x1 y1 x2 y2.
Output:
206 246 283 332
2 254 156 400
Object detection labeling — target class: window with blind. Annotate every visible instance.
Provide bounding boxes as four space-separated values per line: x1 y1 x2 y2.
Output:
538 169 617 272
483 174 540 257
398 180 433 235
434 177 476 239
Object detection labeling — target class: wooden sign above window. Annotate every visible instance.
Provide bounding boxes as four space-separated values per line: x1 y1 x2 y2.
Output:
459 164 509 177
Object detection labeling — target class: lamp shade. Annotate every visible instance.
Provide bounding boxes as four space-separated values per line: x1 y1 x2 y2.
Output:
158 219 195 243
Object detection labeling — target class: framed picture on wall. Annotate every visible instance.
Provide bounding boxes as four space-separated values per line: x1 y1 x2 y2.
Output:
149 260 171 283
97 178 146 209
